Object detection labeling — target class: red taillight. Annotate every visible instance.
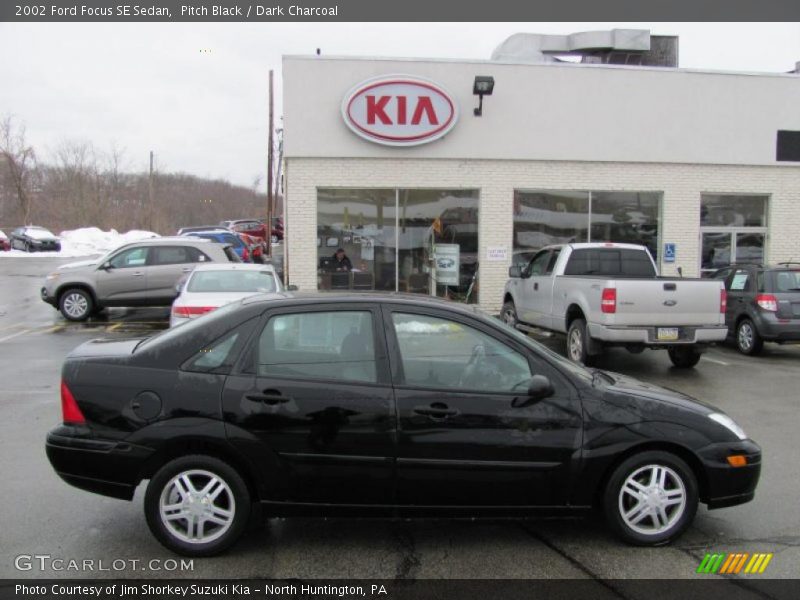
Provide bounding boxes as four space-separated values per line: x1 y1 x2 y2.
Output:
171 305 216 317
61 380 86 425
720 289 727 314
242 246 250 262
756 294 778 312
601 288 617 314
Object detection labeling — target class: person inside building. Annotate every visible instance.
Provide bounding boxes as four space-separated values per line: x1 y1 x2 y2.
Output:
332 248 353 272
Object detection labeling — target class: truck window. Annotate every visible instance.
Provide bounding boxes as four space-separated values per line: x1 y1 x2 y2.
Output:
564 248 656 278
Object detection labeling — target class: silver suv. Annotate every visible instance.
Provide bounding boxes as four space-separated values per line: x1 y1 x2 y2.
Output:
41 237 240 321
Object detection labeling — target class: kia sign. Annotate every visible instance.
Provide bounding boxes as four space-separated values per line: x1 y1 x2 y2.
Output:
342 75 459 147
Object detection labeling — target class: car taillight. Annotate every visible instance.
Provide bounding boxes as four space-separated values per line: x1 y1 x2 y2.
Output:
242 246 250 262
756 294 778 312
601 288 616 314
720 289 727 314
171 305 216 317
61 380 86 425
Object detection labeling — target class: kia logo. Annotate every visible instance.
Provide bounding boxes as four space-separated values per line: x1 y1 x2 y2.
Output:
664 300 678 307
342 75 459 146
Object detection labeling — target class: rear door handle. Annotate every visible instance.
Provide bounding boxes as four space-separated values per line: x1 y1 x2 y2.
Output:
246 390 291 405
132 271 144 277
182 267 193 273
413 404 459 419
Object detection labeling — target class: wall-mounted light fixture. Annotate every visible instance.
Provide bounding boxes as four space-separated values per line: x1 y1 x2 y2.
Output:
473 76 495 116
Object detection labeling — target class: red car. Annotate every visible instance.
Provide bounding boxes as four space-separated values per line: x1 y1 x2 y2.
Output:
221 219 283 243
0 230 11 251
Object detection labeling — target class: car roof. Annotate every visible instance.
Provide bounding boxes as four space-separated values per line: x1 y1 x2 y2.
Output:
191 263 276 273
129 236 213 244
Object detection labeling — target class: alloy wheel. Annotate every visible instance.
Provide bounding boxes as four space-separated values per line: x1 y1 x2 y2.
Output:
568 328 583 362
618 464 686 536
159 469 235 544
738 322 753 351
62 293 89 319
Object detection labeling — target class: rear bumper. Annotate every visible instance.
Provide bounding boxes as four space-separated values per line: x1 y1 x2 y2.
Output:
46 425 154 501
752 313 800 342
697 439 761 509
588 323 728 345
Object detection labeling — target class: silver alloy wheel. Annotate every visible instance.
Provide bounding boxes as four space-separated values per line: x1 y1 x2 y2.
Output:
159 469 235 544
503 307 516 326
62 293 89 318
618 464 686 536
738 322 753 351
568 327 583 362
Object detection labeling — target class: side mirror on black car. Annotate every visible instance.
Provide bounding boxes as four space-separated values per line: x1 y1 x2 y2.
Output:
512 375 555 407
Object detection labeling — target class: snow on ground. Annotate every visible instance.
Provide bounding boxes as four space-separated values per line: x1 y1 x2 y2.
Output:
0 227 159 258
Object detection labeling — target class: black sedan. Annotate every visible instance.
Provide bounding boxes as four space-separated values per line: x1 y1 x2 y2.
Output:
46 293 760 556
10 225 61 252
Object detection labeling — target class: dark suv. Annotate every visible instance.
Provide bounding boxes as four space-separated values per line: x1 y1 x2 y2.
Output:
711 263 800 354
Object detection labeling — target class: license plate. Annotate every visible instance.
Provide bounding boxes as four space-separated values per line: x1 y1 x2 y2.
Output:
657 327 679 341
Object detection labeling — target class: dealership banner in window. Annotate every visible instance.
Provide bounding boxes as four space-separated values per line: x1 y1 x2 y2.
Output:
434 244 460 285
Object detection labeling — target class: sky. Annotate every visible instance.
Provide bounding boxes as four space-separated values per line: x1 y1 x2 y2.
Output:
1 22 799 188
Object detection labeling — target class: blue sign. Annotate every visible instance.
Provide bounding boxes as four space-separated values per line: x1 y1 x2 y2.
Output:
664 243 676 263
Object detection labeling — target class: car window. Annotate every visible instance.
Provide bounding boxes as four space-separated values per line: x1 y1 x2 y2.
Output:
545 249 561 275
564 248 656 277
527 250 551 276
773 270 800 292
729 269 750 291
187 269 277 293
152 246 209 265
391 313 532 393
257 311 376 383
109 247 148 268
184 329 242 373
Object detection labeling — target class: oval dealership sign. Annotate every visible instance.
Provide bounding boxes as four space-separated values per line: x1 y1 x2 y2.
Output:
342 76 459 147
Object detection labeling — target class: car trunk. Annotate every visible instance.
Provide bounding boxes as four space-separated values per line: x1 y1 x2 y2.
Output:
611 278 725 327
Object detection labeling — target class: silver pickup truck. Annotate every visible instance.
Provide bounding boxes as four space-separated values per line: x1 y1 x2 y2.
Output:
502 243 727 368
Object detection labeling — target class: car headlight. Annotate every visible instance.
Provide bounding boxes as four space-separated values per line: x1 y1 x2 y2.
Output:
45 272 60 281
708 413 747 441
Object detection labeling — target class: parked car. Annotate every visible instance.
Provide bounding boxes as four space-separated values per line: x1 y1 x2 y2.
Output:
10 226 61 252
711 262 800 354
502 243 728 368
41 237 240 321
176 226 229 236
0 230 10 251
223 219 282 244
235 231 265 264
171 263 283 327
46 293 760 556
183 230 252 263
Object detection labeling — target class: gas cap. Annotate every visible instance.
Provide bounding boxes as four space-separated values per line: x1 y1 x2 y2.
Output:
131 391 162 421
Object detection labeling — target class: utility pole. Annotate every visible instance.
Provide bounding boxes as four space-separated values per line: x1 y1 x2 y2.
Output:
266 70 274 258
148 150 154 231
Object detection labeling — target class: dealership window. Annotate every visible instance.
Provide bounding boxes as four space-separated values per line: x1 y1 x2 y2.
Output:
700 194 768 276
513 190 661 262
317 188 479 303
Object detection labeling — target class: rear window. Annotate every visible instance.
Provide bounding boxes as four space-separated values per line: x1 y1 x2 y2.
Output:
771 270 800 292
187 270 277 293
564 248 656 278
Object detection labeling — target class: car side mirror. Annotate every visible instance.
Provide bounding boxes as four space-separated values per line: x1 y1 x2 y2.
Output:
286 284 298 292
512 375 555 407
101 261 113 270
508 266 522 278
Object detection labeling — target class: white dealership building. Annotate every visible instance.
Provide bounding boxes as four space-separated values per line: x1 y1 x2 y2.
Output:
282 31 800 313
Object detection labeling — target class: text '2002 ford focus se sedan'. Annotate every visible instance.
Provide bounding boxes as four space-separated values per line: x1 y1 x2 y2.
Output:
45 293 761 556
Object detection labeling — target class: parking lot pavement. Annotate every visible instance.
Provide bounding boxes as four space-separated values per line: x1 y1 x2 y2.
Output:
1 256 798 581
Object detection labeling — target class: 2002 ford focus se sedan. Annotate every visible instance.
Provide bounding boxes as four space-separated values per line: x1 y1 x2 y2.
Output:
46 293 761 556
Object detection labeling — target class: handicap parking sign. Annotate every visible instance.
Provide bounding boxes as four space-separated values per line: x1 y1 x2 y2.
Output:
664 243 676 263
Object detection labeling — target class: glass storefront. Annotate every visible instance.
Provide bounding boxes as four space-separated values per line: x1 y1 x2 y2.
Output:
513 190 661 262
317 188 479 303
700 194 768 276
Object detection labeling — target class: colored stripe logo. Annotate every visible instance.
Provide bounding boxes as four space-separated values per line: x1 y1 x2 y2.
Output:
697 552 773 574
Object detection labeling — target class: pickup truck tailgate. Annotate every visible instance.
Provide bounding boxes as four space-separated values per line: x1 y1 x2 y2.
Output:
611 279 724 327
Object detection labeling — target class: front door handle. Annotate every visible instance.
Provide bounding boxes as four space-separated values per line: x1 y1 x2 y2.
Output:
246 390 291 405
132 271 144 277
182 267 193 273
533 282 539 291
413 403 459 419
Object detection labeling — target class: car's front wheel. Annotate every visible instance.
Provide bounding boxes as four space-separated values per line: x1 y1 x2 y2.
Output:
501 301 518 329
59 289 93 321
736 318 763 356
144 455 251 556
603 451 698 546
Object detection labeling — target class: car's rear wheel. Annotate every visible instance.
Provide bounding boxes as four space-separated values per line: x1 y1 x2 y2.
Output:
501 301 518 329
144 455 250 557
603 451 698 546
567 318 594 366
59 289 93 321
736 318 763 356
667 346 702 368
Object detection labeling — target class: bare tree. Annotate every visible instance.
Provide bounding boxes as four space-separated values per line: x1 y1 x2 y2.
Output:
0 115 37 224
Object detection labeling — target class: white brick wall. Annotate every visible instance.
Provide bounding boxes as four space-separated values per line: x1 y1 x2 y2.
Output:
286 158 800 314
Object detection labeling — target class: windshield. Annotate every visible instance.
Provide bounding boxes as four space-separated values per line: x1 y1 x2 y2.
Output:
187 269 278 293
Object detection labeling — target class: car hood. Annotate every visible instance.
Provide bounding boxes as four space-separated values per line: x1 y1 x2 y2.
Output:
58 259 100 271
600 370 717 416
67 338 144 359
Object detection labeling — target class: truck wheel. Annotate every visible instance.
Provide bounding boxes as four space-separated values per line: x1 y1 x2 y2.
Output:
59 289 93 321
667 347 701 368
603 451 698 546
736 318 763 356
501 301 518 329
567 318 594 366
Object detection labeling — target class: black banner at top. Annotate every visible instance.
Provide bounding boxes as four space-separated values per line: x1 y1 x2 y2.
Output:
3 0 800 22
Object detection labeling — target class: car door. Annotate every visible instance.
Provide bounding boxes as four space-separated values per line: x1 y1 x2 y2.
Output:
519 249 553 326
146 245 209 304
95 246 150 305
221 304 396 505
383 305 583 508
725 267 753 330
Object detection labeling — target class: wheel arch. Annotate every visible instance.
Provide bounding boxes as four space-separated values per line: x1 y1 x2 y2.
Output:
56 283 99 308
565 303 586 331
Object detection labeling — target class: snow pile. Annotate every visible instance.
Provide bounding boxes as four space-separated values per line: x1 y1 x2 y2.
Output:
1 227 159 258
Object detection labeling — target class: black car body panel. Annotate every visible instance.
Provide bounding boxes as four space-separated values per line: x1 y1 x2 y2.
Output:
46 293 761 519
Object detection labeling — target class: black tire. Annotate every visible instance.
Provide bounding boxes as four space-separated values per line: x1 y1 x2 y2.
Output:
603 450 698 546
667 346 702 368
735 318 763 356
501 300 518 329
566 318 594 366
24 241 32 253
58 288 93 321
144 455 251 557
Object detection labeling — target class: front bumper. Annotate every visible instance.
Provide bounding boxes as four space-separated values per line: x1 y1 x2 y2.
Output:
41 286 57 307
697 439 761 509
588 323 728 345
46 425 154 501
